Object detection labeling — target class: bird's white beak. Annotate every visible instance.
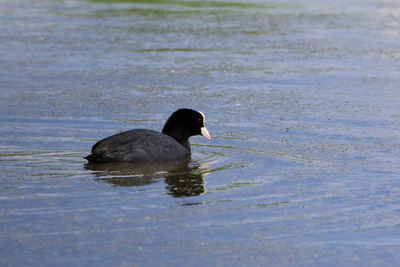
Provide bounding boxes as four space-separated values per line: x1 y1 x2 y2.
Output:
201 127 211 140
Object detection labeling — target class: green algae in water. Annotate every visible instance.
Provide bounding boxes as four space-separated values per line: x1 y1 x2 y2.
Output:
91 0 279 9
133 48 220 53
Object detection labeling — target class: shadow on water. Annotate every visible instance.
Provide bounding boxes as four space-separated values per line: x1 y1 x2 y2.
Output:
85 160 208 197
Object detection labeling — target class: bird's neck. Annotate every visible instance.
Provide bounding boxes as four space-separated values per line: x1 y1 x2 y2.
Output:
169 133 191 151
179 139 191 152
162 127 191 151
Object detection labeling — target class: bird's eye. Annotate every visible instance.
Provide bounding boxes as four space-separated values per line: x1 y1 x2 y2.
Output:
198 118 202 122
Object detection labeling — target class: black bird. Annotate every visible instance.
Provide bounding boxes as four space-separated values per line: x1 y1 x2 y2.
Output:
85 109 211 163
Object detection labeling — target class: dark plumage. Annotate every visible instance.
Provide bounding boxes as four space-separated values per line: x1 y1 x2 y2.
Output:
85 109 211 163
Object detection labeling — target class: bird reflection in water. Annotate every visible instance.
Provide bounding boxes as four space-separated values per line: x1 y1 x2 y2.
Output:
85 160 209 197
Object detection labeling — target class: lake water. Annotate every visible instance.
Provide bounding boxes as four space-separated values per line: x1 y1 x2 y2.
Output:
1 0 400 265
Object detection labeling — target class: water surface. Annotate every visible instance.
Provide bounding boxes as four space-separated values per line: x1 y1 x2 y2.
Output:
1 0 400 265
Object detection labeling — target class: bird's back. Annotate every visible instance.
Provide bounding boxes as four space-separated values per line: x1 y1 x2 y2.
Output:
85 129 190 163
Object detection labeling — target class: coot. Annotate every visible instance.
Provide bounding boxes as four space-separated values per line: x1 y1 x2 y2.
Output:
85 109 211 163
